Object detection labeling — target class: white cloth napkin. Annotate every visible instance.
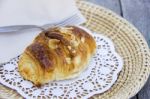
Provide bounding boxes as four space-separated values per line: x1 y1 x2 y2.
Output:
0 0 85 26
0 0 86 63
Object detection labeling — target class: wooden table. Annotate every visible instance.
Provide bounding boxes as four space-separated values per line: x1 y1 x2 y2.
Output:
87 0 150 99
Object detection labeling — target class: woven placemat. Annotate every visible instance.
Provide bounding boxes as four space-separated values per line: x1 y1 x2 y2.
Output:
0 0 150 99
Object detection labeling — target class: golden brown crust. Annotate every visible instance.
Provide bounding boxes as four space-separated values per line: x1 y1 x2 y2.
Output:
18 26 96 86
27 42 54 70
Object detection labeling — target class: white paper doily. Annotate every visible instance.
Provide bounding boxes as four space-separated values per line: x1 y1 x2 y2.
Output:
0 33 123 99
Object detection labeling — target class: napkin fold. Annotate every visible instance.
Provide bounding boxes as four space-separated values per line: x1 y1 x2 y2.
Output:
0 0 86 63
0 0 85 26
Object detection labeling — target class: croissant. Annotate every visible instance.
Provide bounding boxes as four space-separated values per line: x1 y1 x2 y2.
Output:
18 26 96 86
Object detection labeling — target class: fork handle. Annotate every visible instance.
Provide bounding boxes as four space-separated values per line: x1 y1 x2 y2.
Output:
0 25 44 33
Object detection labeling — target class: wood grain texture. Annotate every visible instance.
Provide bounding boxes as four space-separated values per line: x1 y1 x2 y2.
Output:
87 0 121 15
138 77 150 99
120 0 150 46
149 32 150 46
131 96 138 99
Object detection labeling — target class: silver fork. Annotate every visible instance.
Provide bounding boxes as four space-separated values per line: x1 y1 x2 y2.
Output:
0 14 85 33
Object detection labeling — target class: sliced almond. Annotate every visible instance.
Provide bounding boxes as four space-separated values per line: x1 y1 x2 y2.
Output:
73 55 81 65
81 37 85 43
48 39 60 49
65 57 71 64
67 46 72 50
72 50 76 54
71 40 80 47
59 27 73 34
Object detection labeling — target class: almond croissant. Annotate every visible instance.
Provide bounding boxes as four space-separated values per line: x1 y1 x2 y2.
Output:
18 26 96 86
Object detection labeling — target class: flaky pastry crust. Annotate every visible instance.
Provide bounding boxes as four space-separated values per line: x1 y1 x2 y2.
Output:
18 26 96 86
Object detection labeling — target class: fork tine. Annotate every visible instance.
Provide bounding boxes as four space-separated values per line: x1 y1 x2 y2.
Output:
58 14 84 26
42 14 77 29
55 14 78 26
69 15 83 25
58 15 79 26
63 15 85 25
43 13 85 29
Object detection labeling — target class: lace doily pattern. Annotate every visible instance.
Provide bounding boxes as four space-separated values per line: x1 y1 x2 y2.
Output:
0 33 123 99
